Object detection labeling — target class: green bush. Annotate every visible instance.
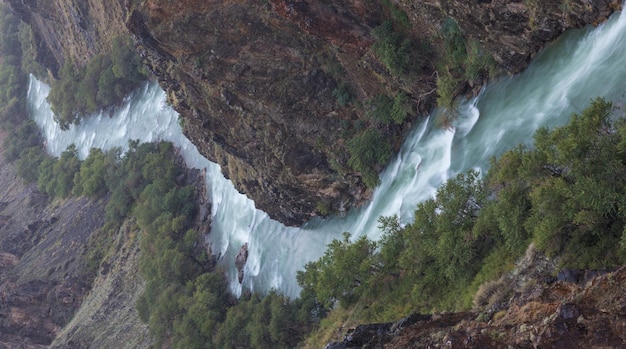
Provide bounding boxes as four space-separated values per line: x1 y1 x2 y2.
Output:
368 92 412 125
380 0 410 28
47 36 147 129
297 232 377 308
36 144 80 198
347 128 392 188
0 5 29 130
332 83 353 106
372 20 424 76
72 148 112 197
435 18 495 109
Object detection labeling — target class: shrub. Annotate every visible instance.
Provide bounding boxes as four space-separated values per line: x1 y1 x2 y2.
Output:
473 279 508 310
347 128 392 188
333 84 353 106
435 18 495 109
380 0 410 28
368 94 394 124
368 92 411 125
372 20 422 76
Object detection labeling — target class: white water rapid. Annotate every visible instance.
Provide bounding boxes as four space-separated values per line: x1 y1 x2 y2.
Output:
28 8 626 298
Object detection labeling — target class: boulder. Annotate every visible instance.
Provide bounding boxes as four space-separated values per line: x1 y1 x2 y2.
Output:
234 243 248 284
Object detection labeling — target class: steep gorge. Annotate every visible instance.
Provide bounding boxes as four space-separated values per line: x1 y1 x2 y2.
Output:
6 0 620 225
2 0 626 347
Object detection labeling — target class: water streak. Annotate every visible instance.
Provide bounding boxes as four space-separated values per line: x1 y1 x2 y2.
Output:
28 8 626 297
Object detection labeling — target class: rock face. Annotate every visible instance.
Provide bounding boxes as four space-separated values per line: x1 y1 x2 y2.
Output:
399 0 620 74
327 253 626 348
6 0 620 225
0 132 106 347
125 0 390 225
50 222 153 349
6 0 127 74
235 243 249 284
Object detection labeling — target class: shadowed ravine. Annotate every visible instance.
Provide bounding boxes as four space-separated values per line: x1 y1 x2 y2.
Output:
28 7 626 298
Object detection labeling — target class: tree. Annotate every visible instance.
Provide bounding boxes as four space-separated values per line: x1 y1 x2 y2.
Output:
524 98 626 266
399 170 488 302
298 232 377 308
73 148 111 197
371 20 422 76
347 128 392 188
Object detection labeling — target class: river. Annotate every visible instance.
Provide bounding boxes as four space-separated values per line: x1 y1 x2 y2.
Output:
27 7 626 298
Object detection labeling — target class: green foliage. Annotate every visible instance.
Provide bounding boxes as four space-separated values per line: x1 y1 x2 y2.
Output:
36 144 80 197
398 170 489 310
523 98 626 267
0 5 29 131
298 232 377 308
111 36 147 83
301 99 626 325
436 18 495 109
368 94 394 124
47 36 147 129
17 22 47 78
332 83 353 106
368 92 412 125
377 215 404 274
72 148 112 197
316 201 331 216
47 60 83 128
347 128 392 188
3 120 42 162
380 0 410 28
212 290 313 349
15 146 46 183
372 20 425 76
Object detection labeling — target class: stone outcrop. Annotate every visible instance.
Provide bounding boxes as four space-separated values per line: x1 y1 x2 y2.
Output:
398 0 621 74
5 0 127 74
235 243 249 284
327 252 626 348
0 132 107 347
50 221 153 349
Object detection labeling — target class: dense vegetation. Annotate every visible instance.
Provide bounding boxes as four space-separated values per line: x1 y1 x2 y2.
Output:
298 97 626 345
46 36 148 129
342 5 495 190
0 3 49 190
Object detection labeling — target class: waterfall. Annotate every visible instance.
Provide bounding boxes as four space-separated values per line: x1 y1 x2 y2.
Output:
28 7 626 298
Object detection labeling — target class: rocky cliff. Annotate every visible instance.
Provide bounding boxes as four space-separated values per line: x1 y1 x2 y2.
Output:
326 246 626 349
6 0 127 74
0 130 108 347
6 0 620 225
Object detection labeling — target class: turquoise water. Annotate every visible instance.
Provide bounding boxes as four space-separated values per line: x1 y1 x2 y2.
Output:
28 8 626 297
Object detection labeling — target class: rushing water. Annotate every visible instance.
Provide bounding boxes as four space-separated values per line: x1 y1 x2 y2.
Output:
28 8 626 298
